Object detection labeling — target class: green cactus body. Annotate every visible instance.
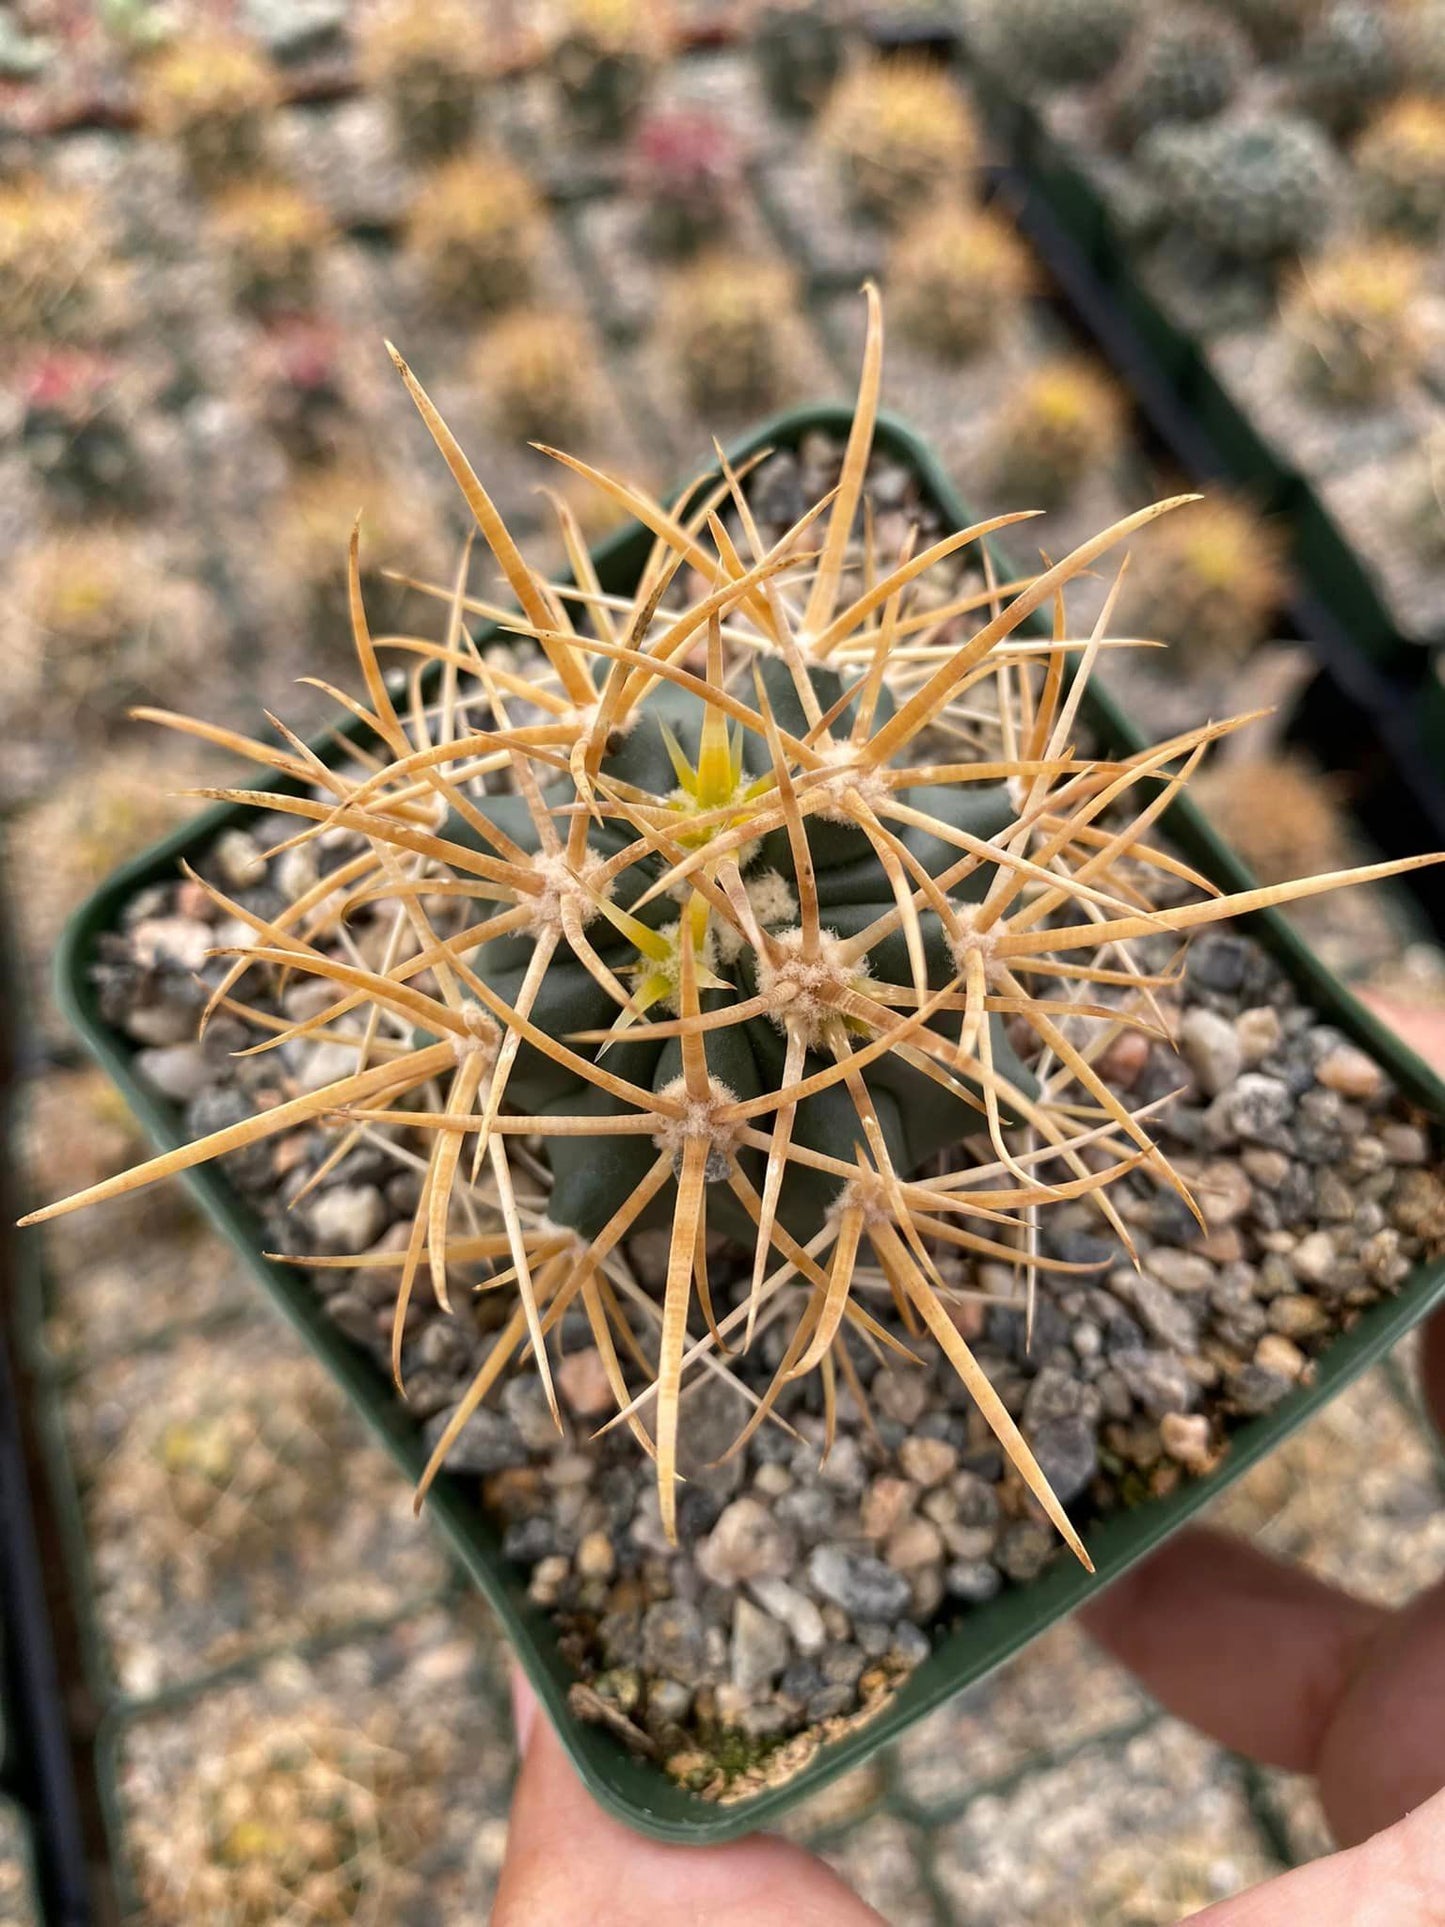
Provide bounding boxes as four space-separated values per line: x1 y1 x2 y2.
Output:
754 2 847 117
449 658 1034 1244
978 0 1139 86
1292 0 1398 131
360 0 490 161
1144 113 1340 261
1215 0 1319 59
1105 6 1248 150
1356 97 1445 240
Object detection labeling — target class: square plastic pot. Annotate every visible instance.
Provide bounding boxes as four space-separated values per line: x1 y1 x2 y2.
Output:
52 406 1445 1843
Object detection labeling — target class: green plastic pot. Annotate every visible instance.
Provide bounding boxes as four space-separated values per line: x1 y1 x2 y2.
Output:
51 406 1445 1843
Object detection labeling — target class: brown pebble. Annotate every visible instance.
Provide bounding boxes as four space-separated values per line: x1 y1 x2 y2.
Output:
576 1530 616 1580
1255 1333 1306 1380
1097 1029 1150 1090
884 1518 945 1570
1159 1411 1214 1470
556 1347 614 1419
897 1436 958 1488
1315 1045 1384 1102
861 1476 918 1540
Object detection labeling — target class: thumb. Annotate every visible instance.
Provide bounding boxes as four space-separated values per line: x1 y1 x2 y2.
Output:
493 1671 886 1927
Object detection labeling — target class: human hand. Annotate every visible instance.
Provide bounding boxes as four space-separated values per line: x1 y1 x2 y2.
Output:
494 1001 1445 1925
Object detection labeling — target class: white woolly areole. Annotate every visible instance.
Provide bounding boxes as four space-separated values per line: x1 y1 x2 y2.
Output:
809 741 892 823
713 869 799 964
651 1074 741 1180
521 848 614 935
449 1000 500 1065
947 902 1004 985
756 925 868 1047
832 1173 893 1226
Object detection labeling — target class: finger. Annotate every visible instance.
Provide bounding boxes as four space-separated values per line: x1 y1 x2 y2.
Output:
1183 1781 1445 1925
493 1671 887 1927
1079 1527 1387 1775
1315 1574 1445 1844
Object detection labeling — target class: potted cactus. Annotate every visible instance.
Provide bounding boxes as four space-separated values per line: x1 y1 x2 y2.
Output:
25 295 1445 1838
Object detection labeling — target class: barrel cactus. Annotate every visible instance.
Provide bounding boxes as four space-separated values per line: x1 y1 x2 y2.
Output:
359 0 491 161
819 58 976 223
627 108 741 258
211 179 330 316
985 356 1126 507
24 294 1443 1559
1119 494 1288 665
660 254 792 415
403 152 545 318
890 204 1035 361
976 0 1139 86
1104 5 1249 151
1291 0 1399 132
1356 96 1445 240
475 308 601 445
1214 0 1320 58
139 30 277 191
1144 112 1341 262
754 0 847 117
1282 240 1425 405
551 0 671 143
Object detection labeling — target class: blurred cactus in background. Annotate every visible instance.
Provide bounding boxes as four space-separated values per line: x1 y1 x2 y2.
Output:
1104 6 1248 151
359 0 492 162
1356 95 1445 239
476 308 600 443
211 179 330 316
139 31 278 191
0 179 106 340
753 0 847 117
890 204 1035 361
978 0 1139 85
1119 496 1288 666
661 254 791 414
819 57 976 222
551 0 672 143
1282 240 1424 406
1143 113 1340 262
404 152 546 318
1290 0 1399 132
985 356 1125 508
628 108 741 257
19 347 141 511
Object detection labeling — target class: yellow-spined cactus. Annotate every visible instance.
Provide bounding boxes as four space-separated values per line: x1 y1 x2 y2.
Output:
0 179 104 340
552 0 673 141
1120 495 1288 665
270 461 439 631
1282 240 1426 405
889 204 1035 361
985 355 1126 507
359 0 492 160
211 179 330 315
1192 754 1349 884
819 58 976 222
12 530 161 713
475 306 600 444
1355 95 1445 240
139 31 277 191
133 1707 437 1924
660 254 793 416
26 292 1441 1567
403 152 545 317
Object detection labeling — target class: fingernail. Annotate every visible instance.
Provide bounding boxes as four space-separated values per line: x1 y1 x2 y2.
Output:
511 1666 539 1758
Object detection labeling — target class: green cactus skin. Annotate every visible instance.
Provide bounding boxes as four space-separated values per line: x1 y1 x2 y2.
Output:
1143 113 1340 262
446 658 1035 1245
1291 0 1399 132
979 0 1139 86
1105 6 1249 150
754 3 847 118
